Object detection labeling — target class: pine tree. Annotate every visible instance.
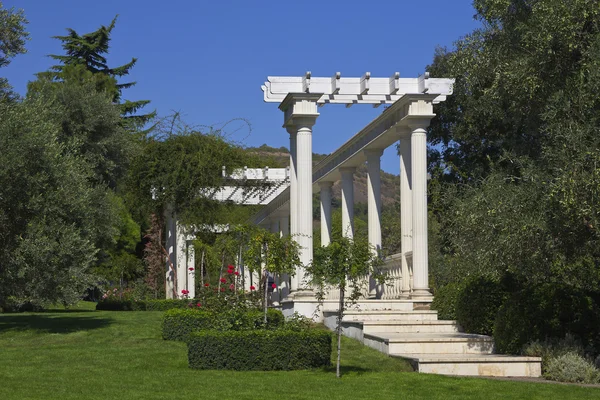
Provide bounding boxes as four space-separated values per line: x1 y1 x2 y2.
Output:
38 16 154 126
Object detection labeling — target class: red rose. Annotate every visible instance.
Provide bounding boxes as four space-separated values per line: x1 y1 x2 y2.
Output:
234 271 239 276
227 270 233 274
220 288 225 292
181 289 189 295
189 267 194 271
227 265 234 270
229 284 235 290
204 283 210 287
196 303 202 307
271 283 277 289
250 285 256 291
219 278 227 283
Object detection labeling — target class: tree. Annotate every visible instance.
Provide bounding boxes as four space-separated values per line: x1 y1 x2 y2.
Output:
34 16 154 126
307 236 382 378
424 0 600 351
0 1 28 102
0 84 119 308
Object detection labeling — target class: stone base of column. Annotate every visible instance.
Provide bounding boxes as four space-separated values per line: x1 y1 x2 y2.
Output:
280 294 323 322
411 288 433 310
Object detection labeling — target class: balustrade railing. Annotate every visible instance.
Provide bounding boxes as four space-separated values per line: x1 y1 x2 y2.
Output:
375 251 412 299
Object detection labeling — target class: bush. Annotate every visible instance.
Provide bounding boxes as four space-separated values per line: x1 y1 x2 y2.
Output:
523 335 585 374
161 308 285 341
96 299 193 311
431 282 463 320
494 284 600 354
544 352 600 384
455 276 504 335
187 329 332 370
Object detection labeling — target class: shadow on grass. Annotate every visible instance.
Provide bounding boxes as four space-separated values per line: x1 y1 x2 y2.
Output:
322 364 372 376
0 314 112 334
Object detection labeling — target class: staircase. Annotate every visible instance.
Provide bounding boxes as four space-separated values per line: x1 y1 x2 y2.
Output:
323 304 542 377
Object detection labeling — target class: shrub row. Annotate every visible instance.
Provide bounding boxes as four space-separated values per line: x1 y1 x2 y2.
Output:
96 299 193 311
162 308 285 341
187 329 332 370
432 277 600 357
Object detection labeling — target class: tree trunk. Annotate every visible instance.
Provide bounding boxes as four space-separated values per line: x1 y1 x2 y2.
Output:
217 251 225 296
264 244 269 325
200 250 205 287
337 286 344 378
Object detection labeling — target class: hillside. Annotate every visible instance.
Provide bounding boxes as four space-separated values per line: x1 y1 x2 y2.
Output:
247 144 400 207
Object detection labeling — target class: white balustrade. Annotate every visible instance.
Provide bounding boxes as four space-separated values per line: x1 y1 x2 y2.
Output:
376 252 413 299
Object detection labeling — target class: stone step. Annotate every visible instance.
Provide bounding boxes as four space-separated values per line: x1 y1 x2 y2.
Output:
363 332 494 355
360 320 461 334
341 310 439 322
395 353 542 377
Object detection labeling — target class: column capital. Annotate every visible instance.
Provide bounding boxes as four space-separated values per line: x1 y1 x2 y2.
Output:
364 148 384 159
340 166 357 175
318 181 334 189
406 117 433 131
279 93 322 128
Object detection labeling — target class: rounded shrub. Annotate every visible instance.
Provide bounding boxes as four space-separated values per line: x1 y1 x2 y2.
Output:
544 352 600 384
455 276 504 335
431 282 463 320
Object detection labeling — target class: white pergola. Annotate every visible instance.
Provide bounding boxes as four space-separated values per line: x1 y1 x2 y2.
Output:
256 72 454 314
164 167 290 299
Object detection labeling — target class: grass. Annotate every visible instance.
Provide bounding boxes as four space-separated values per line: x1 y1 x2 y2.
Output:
1 302 599 400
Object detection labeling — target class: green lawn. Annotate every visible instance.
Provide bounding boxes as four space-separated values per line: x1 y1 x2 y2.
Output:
0 302 598 400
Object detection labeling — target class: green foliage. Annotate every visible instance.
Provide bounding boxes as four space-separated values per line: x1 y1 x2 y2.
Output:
430 282 464 321
128 130 252 224
0 1 28 102
187 329 332 370
523 335 586 375
161 308 284 341
544 352 600 384
494 284 600 355
0 86 121 308
34 16 153 125
95 298 193 311
455 277 505 336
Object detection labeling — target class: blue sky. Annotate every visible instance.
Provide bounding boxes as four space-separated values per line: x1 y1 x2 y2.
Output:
4 0 480 174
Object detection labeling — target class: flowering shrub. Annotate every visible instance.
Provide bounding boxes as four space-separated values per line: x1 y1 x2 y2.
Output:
161 308 285 341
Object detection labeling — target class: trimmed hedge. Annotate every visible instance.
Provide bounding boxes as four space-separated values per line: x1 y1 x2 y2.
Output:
96 299 192 311
431 282 463 320
162 308 285 341
455 276 504 336
188 329 332 370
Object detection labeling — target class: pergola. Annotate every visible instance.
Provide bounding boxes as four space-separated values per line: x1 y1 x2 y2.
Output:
164 71 454 316
256 72 454 316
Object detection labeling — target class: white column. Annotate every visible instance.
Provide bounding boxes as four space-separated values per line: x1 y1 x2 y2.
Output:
164 209 175 299
287 127 299 292
176 221 187 299
186 241 195 299
340 167 356 239
295 119 315 290
410 124 432 298
319 181 333 247
279 213 290 300
365 149 383 253
399 136 412 298
280 93 320 293
365 149 383 298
